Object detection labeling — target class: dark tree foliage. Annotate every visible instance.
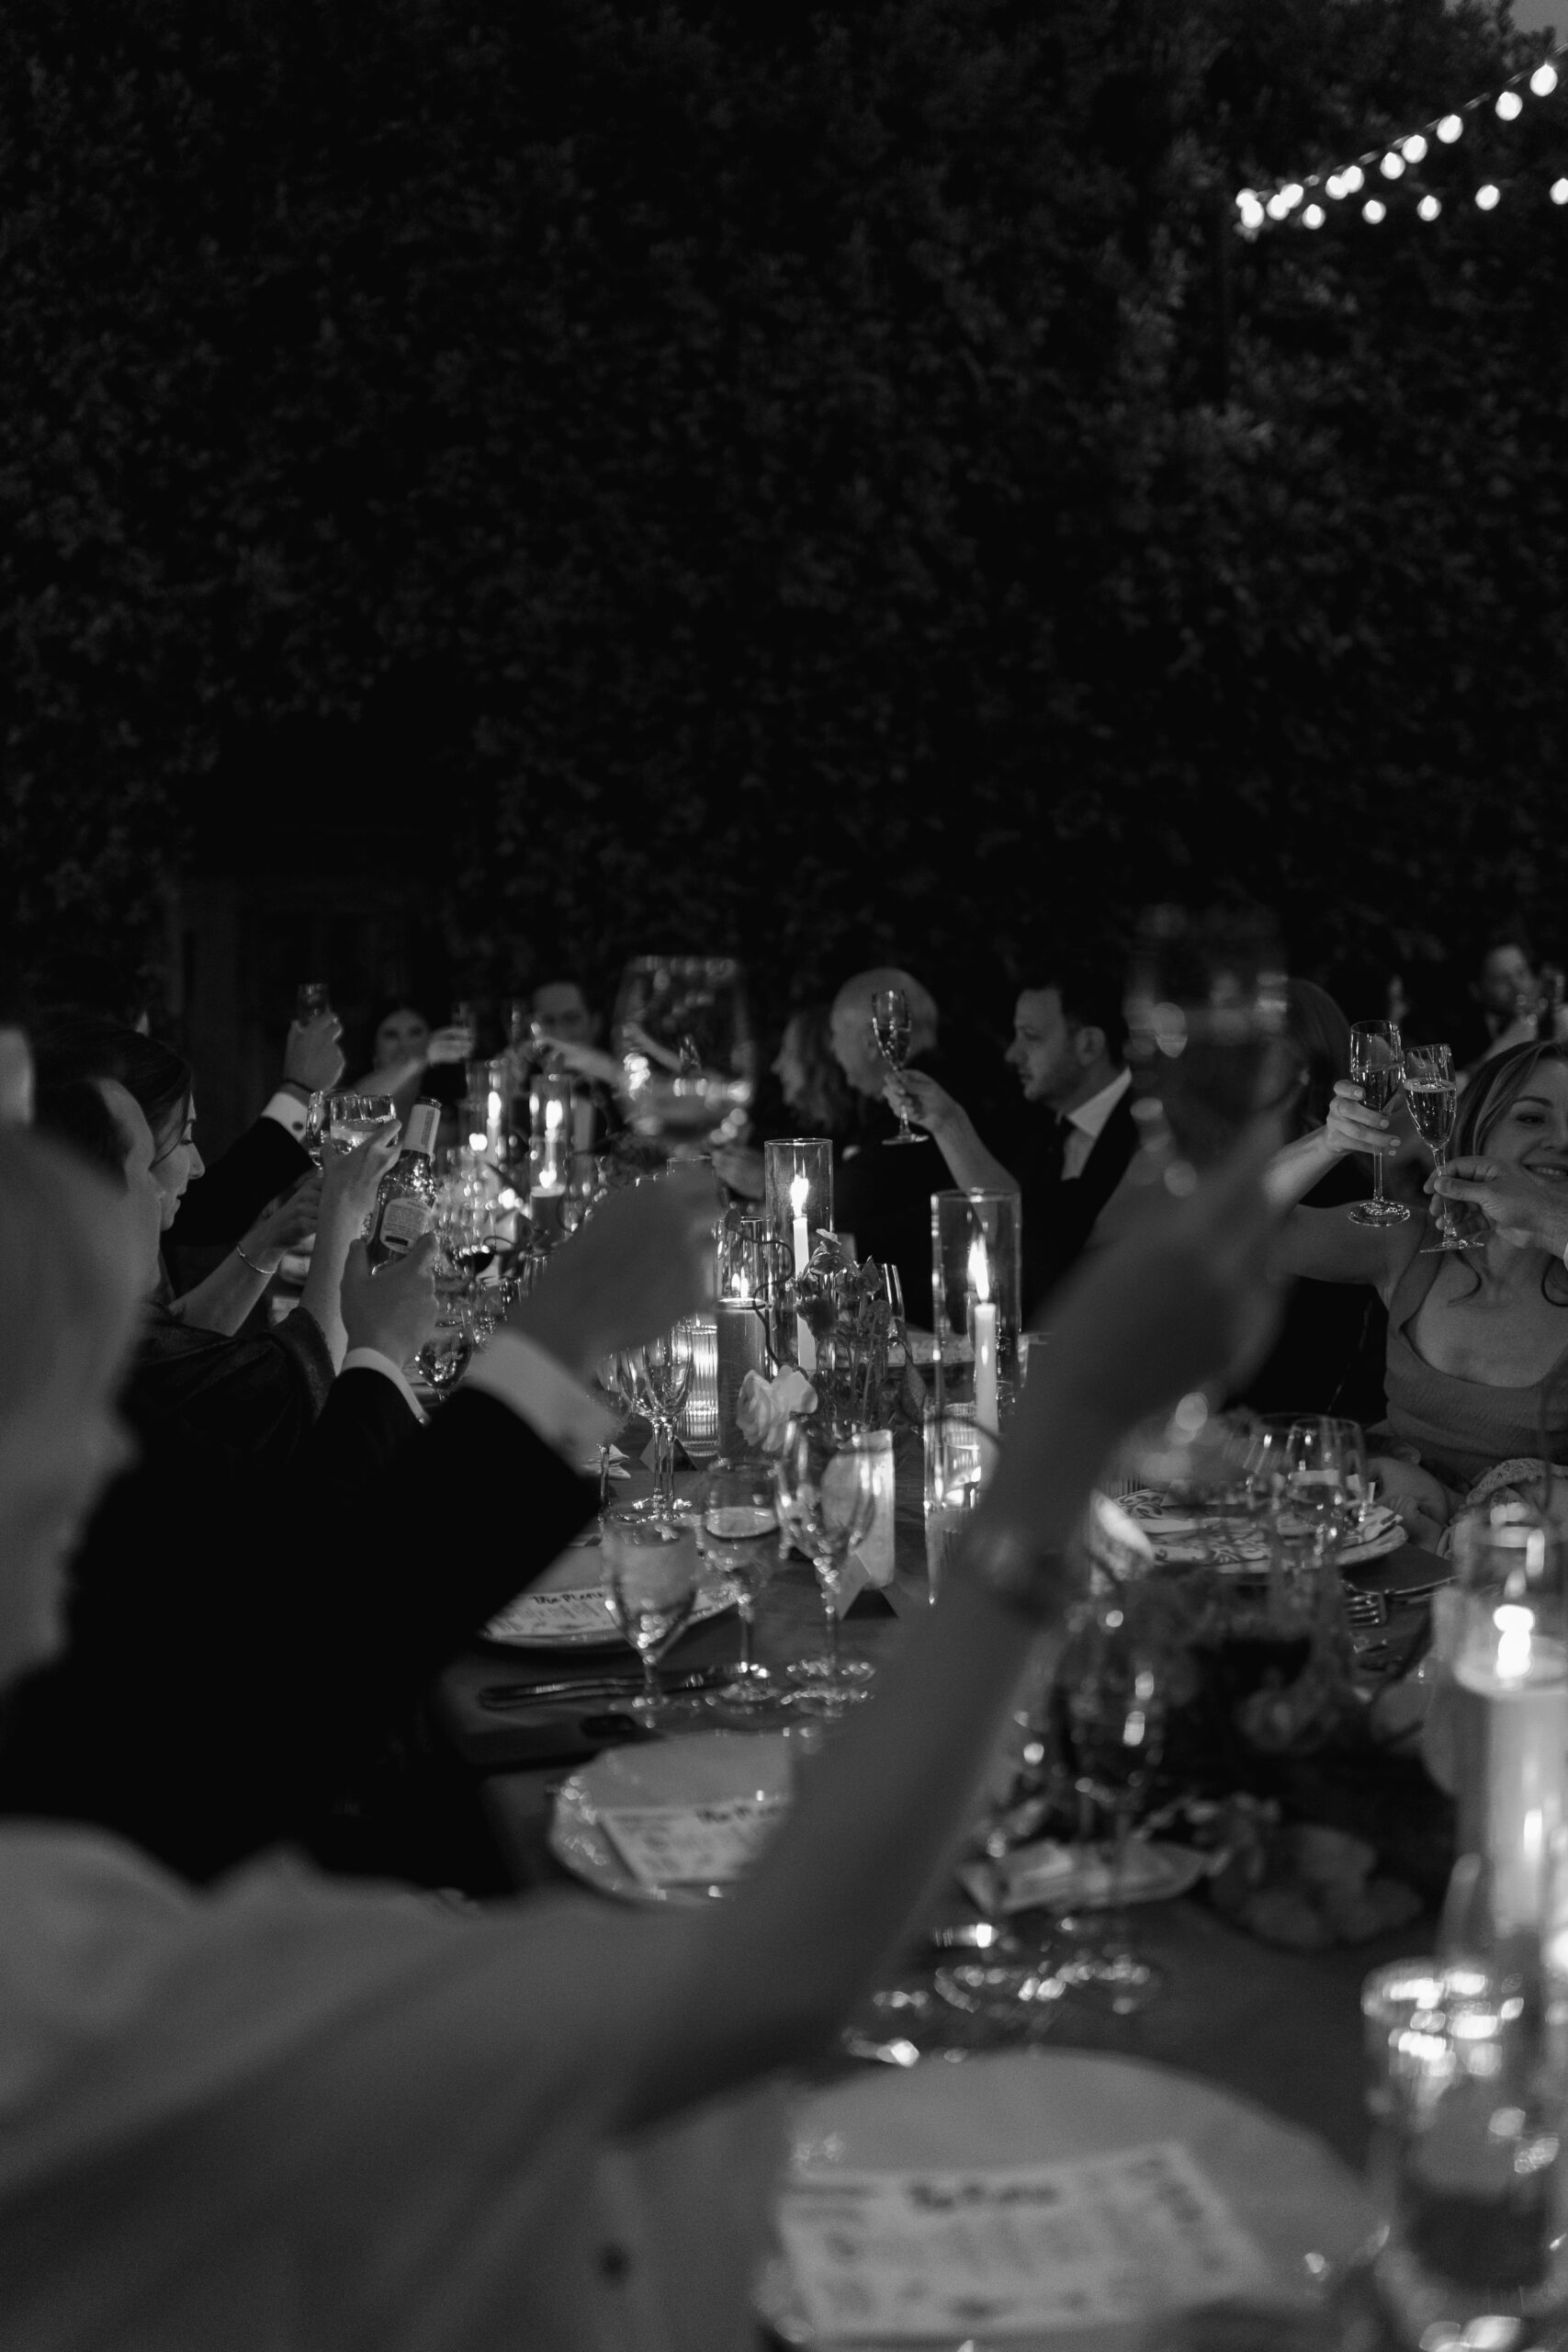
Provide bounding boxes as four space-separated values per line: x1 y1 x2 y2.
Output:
1 0 1563 1044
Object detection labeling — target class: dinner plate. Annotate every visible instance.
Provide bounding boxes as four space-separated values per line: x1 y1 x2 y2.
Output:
757 2051 1373 2350
482 1540 736 1648
550 1728 795 1905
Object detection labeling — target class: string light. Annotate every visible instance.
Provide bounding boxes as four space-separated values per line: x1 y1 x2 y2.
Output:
1232 41 1566 234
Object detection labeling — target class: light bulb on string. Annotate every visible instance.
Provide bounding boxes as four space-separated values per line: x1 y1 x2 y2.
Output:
1343 163 1366 192
1551 177 1568 205
1325 172 1346 199
1476 182 1501 209
1417 193 1442 221
1266 191 1292 220
1381 151 1404 178
1438 114 1463 142
1530 62 1559 98
1302 203 1325 228
1363 198 1387 222
1280 182 1304 210
1496 88 1523 120
1402 133 1428 163
1236 190 1265 229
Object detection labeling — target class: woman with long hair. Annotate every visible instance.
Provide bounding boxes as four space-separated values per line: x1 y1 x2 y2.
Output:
1267 1038 1568 1543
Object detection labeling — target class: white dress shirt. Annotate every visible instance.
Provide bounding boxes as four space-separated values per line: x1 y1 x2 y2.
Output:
1061 1067 1133 1182
261 1089 310 1140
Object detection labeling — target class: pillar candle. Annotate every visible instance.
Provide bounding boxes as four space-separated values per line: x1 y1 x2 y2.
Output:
790 1175 816 1374
968 1234 998 1432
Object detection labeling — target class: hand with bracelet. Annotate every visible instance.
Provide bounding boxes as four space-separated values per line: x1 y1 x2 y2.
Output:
234 1172 323 1281
1427 1154 1568 1261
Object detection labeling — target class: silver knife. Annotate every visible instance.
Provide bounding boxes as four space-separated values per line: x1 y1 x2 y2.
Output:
478 1665 730 1710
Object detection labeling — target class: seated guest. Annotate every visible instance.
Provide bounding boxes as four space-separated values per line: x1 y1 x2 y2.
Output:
893 960 1136 1318
162 1001 344 1249
713 1003 859 1200
828 967 950 1322
350 999 474 1123
1450 924 1568 1076
1267 1039 1568 1544
532 975 599 1050
0 1107 1280 2347
527 975 619 1148
34 1022 399 1470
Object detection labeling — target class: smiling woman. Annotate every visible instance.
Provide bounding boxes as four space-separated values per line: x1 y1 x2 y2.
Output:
1266 1041 1568 1541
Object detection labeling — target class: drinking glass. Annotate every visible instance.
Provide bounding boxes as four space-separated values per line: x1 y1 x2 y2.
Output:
611 956 754 1150
325 1092 396 1155
775 1421 879 1715
601 1499 702 1725
302 1091 326 1169
1405 1042 1476 1252
701 1466 781 1711
1123 905 1290 1171
295 980 332 1023
591 1354 640 1507
1055 1589 1170 2013
1348 1020 1411 1227
631 1322 696 1516
870 986 920 1146
415 1295 473 1394
435 1166 498 1288
1251 1416 1357 1568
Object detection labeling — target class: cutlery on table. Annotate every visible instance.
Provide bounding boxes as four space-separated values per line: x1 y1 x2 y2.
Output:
478 1665 731 1711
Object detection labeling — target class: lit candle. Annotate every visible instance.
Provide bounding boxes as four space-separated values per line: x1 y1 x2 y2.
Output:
790 1172 815 1374
968 1233 998 1432
1455 1600 1568 1934
539 1092 565 1192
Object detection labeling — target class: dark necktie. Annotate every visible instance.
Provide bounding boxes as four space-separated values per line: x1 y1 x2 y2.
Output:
1037 1114 1067 1189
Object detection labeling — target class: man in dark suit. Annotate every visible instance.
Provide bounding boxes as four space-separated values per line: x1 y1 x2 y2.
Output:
893 959 1137 1321
164 1006 345 1250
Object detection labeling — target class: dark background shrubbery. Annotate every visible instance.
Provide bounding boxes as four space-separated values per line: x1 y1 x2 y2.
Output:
3 0 1566 1132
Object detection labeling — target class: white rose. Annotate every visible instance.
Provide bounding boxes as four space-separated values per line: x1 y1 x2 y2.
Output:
736 1366 818 1454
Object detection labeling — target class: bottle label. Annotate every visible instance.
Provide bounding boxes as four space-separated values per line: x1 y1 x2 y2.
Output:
378 1197 433 1255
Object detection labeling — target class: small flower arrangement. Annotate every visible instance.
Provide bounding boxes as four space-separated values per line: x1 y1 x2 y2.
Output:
736 1366 818 1454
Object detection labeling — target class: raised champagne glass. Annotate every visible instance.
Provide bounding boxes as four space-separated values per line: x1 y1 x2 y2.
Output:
872 986 920 1146
1348 1021 1411 1228
1405 1042 1475 1252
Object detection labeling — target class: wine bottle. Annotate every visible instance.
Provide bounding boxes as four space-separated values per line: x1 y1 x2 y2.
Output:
367 1099 442 1266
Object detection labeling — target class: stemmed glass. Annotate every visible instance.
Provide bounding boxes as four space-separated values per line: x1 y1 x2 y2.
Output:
1250 1416 1357 1586
436 1165 499 1289
601 1498 701 1725
1055 1589 1170 2015
774 1422 879 1715
415 1295 474 1396
871 988 921 1147
701 1465 781 1712
591 1353 640 1508
630 1322 695 1517
1404 1042 1475 1252
1348 1021 1411 1227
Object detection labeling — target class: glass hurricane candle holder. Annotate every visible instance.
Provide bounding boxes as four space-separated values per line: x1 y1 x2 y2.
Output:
529 1069 572 1196
931 1190 1021 1434
765 1140 834 1374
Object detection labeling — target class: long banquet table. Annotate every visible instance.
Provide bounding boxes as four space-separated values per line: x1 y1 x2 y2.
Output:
427 1442 1442 2178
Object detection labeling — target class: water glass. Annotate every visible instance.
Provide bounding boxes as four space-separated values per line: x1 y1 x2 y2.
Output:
602 1499 702 1724
631 1322 696 1516
775 1421 879 1715
1054 1588 1170 2014
325 1091 396 1155
702 1466 781 1712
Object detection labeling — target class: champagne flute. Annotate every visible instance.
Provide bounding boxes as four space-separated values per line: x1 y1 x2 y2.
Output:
702 1466 781 1711
1348 1021 1411 1227
601 1499 701 1725
632 1323 695 1517
775 1422 879 1715
871 987 920 1147
1405 1042 1475 1252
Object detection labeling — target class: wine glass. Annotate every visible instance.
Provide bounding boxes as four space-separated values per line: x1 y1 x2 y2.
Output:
611 956 754 1152
415 1295 473 1395
601 1498 701 1725
871 987 920 1147
774 1421 879 1716
1348 1020 1411 1227
701 1466 781 1712
435 1166 498 1290
1055 1589 1170 2015
1404 1042 1475 1253
1123 905 1290 1171
325 1092 396 1155
591 1353 640 1507
631 1322 696 1517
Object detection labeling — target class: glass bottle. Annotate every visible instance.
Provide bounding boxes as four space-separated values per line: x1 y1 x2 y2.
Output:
367 1099 442 1265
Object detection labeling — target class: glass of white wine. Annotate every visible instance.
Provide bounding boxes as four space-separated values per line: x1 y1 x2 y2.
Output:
1404 1042 1475 1253
325 1091 396 1156
871 986 920 1147
602 1499 702 1725
1347 1022 1410 1228
701 1466 780 1712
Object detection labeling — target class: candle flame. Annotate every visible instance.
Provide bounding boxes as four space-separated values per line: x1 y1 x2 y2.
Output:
544 1097 564 1132
1495 1601 1535 1683
967 1232 992 1305
789 1172 810 1216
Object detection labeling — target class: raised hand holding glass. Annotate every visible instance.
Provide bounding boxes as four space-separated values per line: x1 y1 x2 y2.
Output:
1348 1021 1410 1227
871 988 920 1147
1405 1042 1475 1251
